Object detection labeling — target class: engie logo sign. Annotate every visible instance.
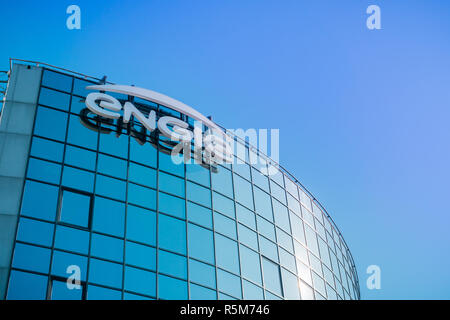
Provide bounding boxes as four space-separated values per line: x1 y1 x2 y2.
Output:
84 84 233 166
83 84 280 175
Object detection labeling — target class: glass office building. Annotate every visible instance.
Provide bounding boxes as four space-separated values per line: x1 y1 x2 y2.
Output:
0 61 360 300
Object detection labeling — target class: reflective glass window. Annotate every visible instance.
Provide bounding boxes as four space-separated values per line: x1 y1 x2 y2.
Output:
7 270 48 300
187 201 212 229
125 241 156 270
262 258 282 296
16 217 54 247
188 223 214 264
294 240 309 265
256 216 275 241
287 193 301 216
233 162 251 181
213 212 236 239
281 269 300 300
186 163 210 187
187 181 211 208
279 247 296 274
190 283 216 300
159 171 185 197
30 137 64 162
126 205 156 246
236 203 255 229
237 223 258 251
33 106 67 141
67 114 98 150
233 174 254 210
93 196 125 237
130 139 157 169
58 189 91 228
159 151 184 177
42 70 73 93
158 214 186 255
129 162 156 188
95 175 126 201
159 192 185 219
211 167 233 198
253 187 272 221
299 189 312 211
97 154 127 179
215 234 239 274
158 250 187 279
212 193 234 220
27 158 61 184
91 233 124 262
251 167 269 193
243 280 264 300
297 260 312 286
50 280 82 300
128 183 156 210
217 269 242 299
305 224 320 257
87 285 121 300
88 258 122 289
62 166 94 192
290 212 306 245
239 245 262 284
312 271 326 297
39 87 70 111
12 243 51 273
64 145 96 171
99 132 128 159
276 228 294 253
270 180 286 205
70 96 86 114
158 275 188 300
259 236 278 262
73 78 94 97
51 250 87 281
273 199 290 233
189 259 216 289
54 225 89 254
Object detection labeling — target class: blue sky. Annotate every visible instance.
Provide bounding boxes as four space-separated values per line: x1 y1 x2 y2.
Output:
1 0 450 299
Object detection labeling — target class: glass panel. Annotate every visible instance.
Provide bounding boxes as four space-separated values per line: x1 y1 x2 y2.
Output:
158 274 188 300
188 223 214 264
130 138 157 169
39 87 70 111
42 70 73 93
243 280 264 300
7 270 48 300
73 78 95 97
159 172 185 197
54 225 89 254
126 205 156 246
12 243 51 273
290 212 306 245
59 189 91 228
159 151 184 177
127 182 156 209
237 223 258 251
27 158 61 184
67 114 98 150
299 281 315 300
276 228 294 253
217 269 242 299
297 260 312 286
239 245 262 284
51 250 87 281
158 250 187 279
97 154 127 179
189 259 216 289
251 167 269 193
186 163 210 187
99 132 128 159
211 166 233 198
281 268 300 300
187 181 211 208
125 241 156 270
236 203 255 229
190 283 216 300
129 162 156 188
16 217 54 247
30 137 64 162
87 285 121 300
91 233 124 262
256 216 275 241
212 192 234 218
158 214 186 255
50 280 82 300
233 162 251 180
279 247 296 274
159 192 185 219
33 106 67 141
88 258 122 289
258 236 278 262
215 233 239 274
262 258 282 296
93 196 125 237
213 212 236 239
305 224 320 257
233 173 254 210
270 180 286 205
64 145 96 171
62 166 94 192
253 187 273 221
95 175 126 201
312 271 326 297
70 96 87 115
187 201 212 229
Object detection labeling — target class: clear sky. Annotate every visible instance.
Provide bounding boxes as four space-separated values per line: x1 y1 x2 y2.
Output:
1 0 449 299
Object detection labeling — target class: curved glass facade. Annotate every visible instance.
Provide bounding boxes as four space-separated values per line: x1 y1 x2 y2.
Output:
4 66 360 300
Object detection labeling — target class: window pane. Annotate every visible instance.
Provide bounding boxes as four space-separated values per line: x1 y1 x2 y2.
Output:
33 106 67 141
129 162 156 188
51 280 82 300
217 269 242 299
290 213 306 245
158 250 187 279
89 258 122 289
27 158 61 184
73 78 95 97
239 245 262 284
97 154 127 179
256 216 275 241
190 283 216 300
39 87 70 111
124 266 156 297
159 151 184 177
16 217 54 247
7 270 48 300
130 138 157 168
189 259 216 289
299 280 315 300
259 236 279 262
188 223 214 264
253 187 273 221
273 199 291 233
158 274 188 299
186 163 210 187
93 196 125 237
30 137 64 162
187 201 212 229
91 233 124 262
243 280 264 300
59 189 91 228
54 225 89 254
99 132 128 159
64 145 96 171
281 268 300 300
51 250 87 281
237 223 258 251
67 114 98 150
127 183 156 209
211 166 233 198
251 167 269 193
233 162 250 180
62 166 94 192
215 234 239 274
87 285 121 300
233 174 254 210
125 241 156 270
159 192 185 219
187 181 211 208
159 172 184 197
95 175 126 201
158 214 186 255
126 205 156 246
212 192 234 218
236 203 255 229
270 180 286 205
214 212 236 239
12 243 51 273
42 70 73 93
262 258 282 296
